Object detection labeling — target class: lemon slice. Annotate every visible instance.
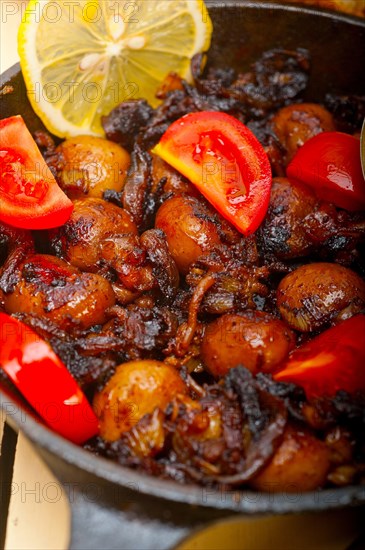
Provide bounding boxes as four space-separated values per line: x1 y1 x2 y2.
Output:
18 0 212 138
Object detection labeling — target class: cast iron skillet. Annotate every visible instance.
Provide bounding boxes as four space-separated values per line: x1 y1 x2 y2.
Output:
1 2 365 548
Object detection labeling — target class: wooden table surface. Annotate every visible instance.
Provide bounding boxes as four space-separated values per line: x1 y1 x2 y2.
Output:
1 3 365 549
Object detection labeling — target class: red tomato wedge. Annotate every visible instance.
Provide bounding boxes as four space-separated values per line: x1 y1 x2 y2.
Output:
287 131 365 211
0 313 99 444
274 315 365 399
152 112 272 235
0 115 73 229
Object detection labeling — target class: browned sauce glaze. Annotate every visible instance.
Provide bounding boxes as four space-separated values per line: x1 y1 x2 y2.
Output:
1 48 365 492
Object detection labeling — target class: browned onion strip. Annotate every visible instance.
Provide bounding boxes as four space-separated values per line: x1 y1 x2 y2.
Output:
140 229 180 300
170 368 287 486
0 224 34 293
122 144 151 229
211 392 287 485
175 273 215 356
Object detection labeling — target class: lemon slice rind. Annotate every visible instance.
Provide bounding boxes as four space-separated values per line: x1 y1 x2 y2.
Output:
18 0 213 138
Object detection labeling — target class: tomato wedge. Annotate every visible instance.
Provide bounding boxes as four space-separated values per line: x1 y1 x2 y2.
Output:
152 111 272 235
0 313 99 444
274 315 365 399
286 131 365 211
0 115 73 229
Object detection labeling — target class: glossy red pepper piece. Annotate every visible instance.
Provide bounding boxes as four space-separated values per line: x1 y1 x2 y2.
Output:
287 131 365 211
0 313 99 444
274 315 365 399
0 115 73 229
152 111 272 235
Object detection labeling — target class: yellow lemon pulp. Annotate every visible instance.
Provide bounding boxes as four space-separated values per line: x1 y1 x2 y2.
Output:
18 0 212 137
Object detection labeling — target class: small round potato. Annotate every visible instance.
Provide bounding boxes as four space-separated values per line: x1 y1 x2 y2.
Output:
250 425 331 492
93 360 187 441
155 195 224 274
3 254 115 330
272 103 335 165
51 198 138 272
151 154 196 196
201 311 296 378
259 177 318 259
277 262 365 332
56 135 130 199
